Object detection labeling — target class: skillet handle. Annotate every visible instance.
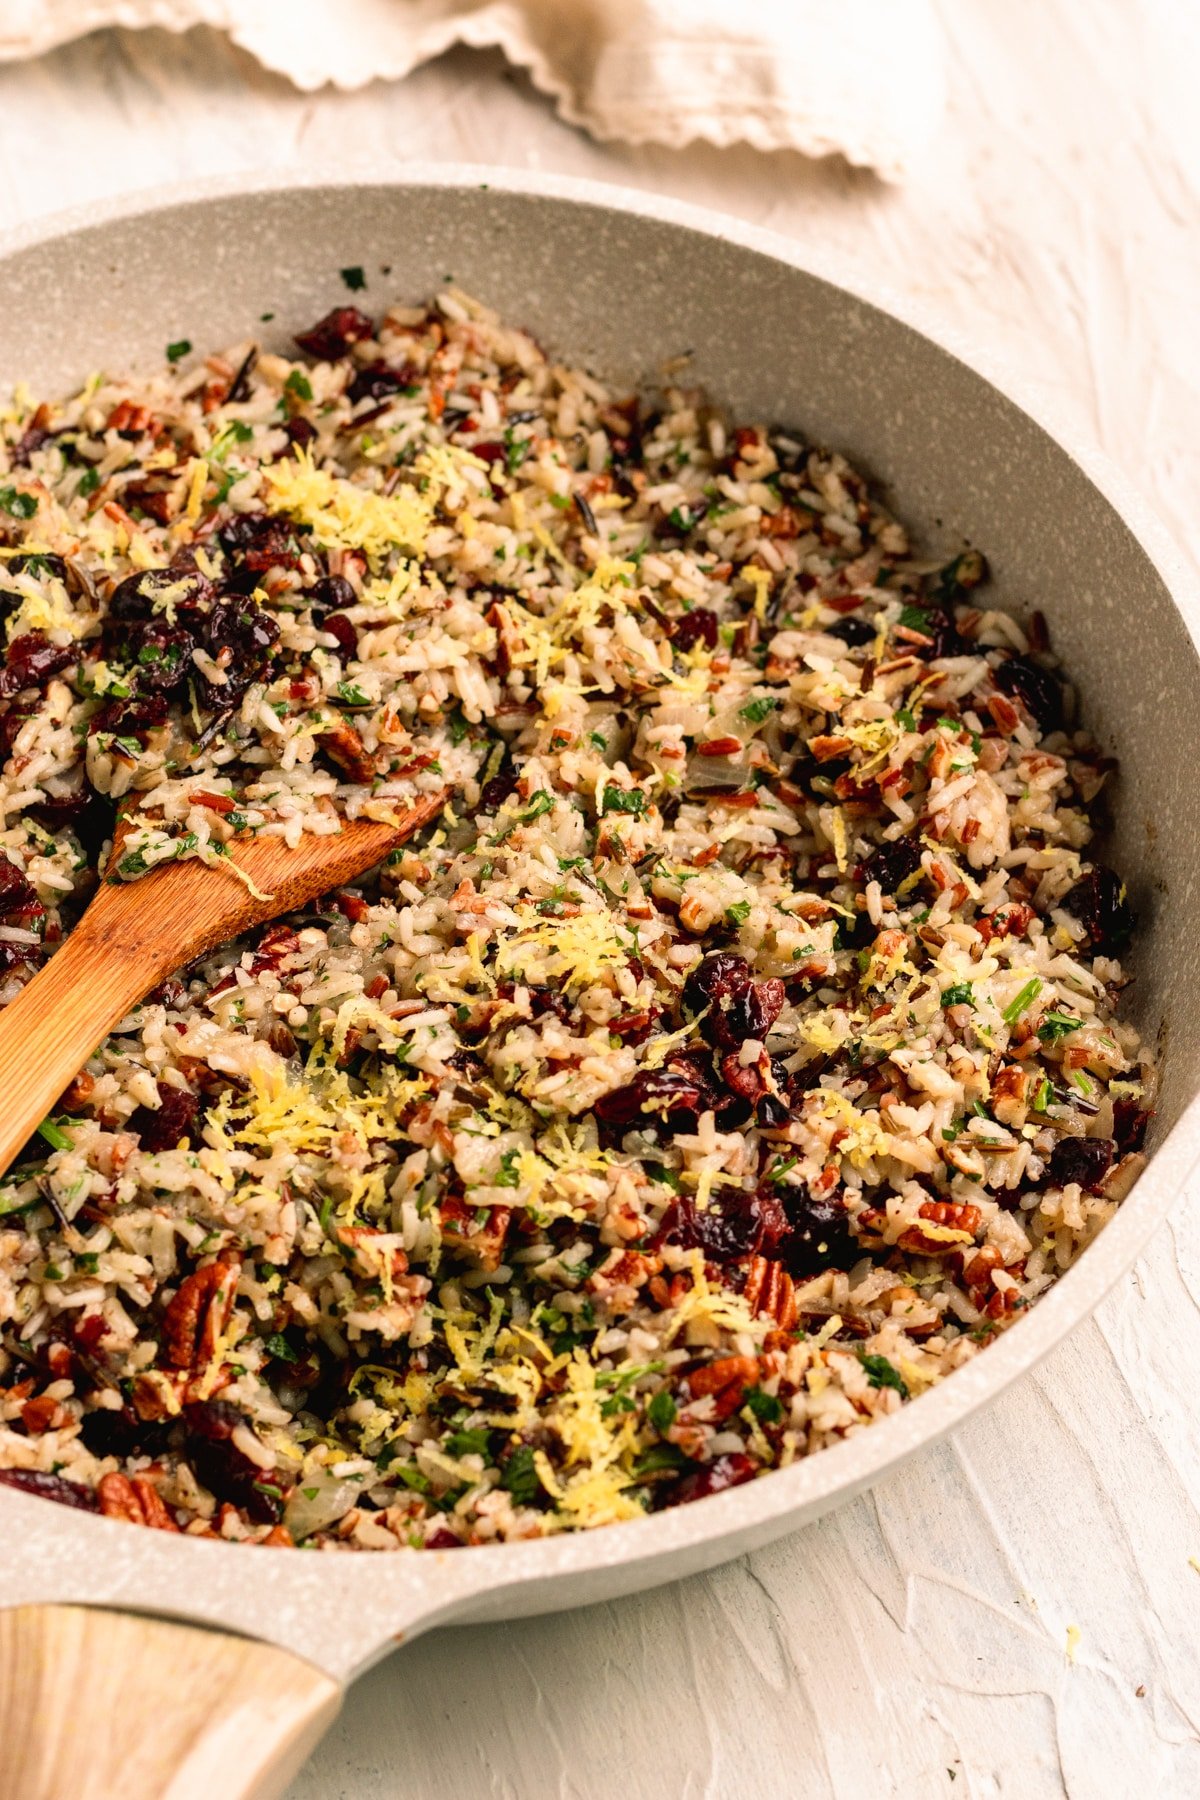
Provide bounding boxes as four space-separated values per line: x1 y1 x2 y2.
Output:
0 1604 342 1800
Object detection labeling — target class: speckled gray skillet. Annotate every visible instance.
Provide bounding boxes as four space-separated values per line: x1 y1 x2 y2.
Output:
3 167 1200 1792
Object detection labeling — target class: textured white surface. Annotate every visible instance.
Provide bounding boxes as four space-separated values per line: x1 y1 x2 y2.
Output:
1 6 1198 1793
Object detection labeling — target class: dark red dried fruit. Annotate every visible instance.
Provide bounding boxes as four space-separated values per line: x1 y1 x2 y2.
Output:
127 1081 199 1153
283 416 318 455
781 1190 859 1277
663 1453 756 1507
79 1405 166 1460
323 614 358 660
199 595 281 706
1112 1100 1151 1154
1061 866 1135 958
108 566 213 624
346 363 411 405
479 764 519 813
88 691 169 742
425 1526 465 1549
0 854 42 925
1047 1135 1114 1193
595 1067 712 1132
294 306 375 362
0 632 76 699
826 614 874 646
0 1467 99 1511
663 1186 786 1264
119 620 194 694
995 654 1063 733
183 1399 282 1523
217 513 305 585
671 607 718 651
683 951 751 1020
860 835 923 895
309 575 356 615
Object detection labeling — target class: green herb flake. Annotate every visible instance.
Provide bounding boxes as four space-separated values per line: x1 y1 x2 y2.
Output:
340 266 367 291
36 1118 72 1153
601 786 646 818
285 370 314 402
264 1333 297 1363
739 695 779 726
500 1444 539 1504
1038 1011 1083 1044
647 1389 677 1433
520 791 555 823
447 1427 491 1459
744 1386 784 1424
1002 977 1043 1024
858 1352 909 1398
725 900 752 927
941 982 974 1009
0 486 37 519
166 339 192 364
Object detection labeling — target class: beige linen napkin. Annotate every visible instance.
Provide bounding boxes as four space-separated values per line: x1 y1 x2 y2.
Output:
0 0 945 178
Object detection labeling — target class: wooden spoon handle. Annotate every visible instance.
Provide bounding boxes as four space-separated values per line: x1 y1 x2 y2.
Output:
0 1604 341 1800
0 913 153 1175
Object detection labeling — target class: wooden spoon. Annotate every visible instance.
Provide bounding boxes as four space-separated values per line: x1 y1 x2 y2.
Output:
0 791 447 1179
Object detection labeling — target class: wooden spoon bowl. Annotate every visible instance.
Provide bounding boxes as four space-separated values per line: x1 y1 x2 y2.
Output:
0 792 446 1179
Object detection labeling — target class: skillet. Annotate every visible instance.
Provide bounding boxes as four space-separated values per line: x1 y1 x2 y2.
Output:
2 168 1199 1800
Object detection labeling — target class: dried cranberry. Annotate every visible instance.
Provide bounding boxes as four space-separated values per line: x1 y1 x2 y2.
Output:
756 1092 790 1128
183 1399 281 1523
663 1453 756 1508
293 306 375 361
79 1406 166 1459
108 566 213 624
0 1467 99 1511
781 1190 859 1277
479 764 519 813
283 416 318 455
199 595 280 705
425 1526 465 1549
119 620 193 694
826 615 874 646
347 363 411 405
0 632 75 699
0 854 41 924
1112 1100 1151 1154
217 512 304 583
309 575 356 615
127 1082 199 1153
321 613 357 660
9 553 67 583
1047 1136 1114 1192
1061 866 1134 957
719 979 785 1048
672 607 718 652
594 1068 711 1133
995 654 1063 733
664 1187 785 1264
859 835 923 895
89 691 169 741
683 951 752 1019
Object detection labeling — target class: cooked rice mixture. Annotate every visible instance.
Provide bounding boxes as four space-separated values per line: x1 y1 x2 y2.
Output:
0 288 1154 1549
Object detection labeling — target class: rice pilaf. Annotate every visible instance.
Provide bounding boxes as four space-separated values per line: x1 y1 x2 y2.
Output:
0 287 1153 1547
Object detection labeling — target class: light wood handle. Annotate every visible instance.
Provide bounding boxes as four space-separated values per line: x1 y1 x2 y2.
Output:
0 909 155 1175
0 1605 342 1800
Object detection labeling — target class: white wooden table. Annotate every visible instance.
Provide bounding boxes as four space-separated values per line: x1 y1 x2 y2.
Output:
4 6 1199 1793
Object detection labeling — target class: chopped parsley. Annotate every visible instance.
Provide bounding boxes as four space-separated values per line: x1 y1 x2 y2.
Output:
743 1386 784 1424
165 339 192 363
340 265 367 291
264 1333 297 1363
520 791 555 822
0 486 37 519
739 696 779 726
647 1389 677 1433
601 786 646 818
285 369 314 402
725 900 752 927
1038 1011 1083 1043
500 1445 539 1504
941 982 974 1008
858 1352 909 1397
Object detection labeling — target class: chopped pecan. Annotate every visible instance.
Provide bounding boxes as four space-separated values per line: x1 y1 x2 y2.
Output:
160 1255 241 1372
742 1256 798 1330
97 1471 180 1531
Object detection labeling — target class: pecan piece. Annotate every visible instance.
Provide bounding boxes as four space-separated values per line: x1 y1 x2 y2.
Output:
97 1471 180 1531
161 1255 241 1372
